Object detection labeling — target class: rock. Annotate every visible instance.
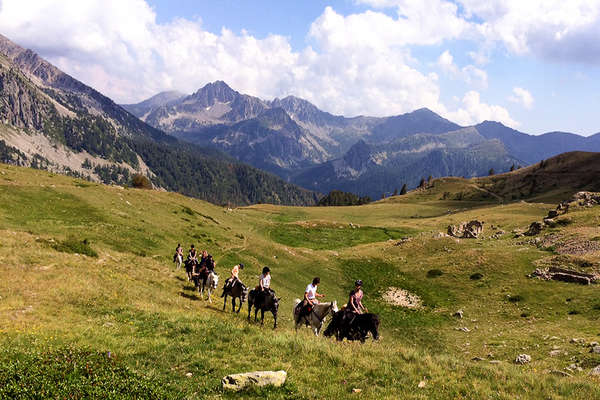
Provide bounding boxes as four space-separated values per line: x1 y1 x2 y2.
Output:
453 310 464 319
515 354 531 364
525 222 543 236
549 350 562 357
590 346 600 354
570 338 583 344
589 365 600 376
185 372 193 378
455 327 470 332
547 210 559 219
489 360 502 364
570 192 600 207
448 220 484 239
352 388 362 393
222 370 287 391
472 356 485 362
589 342 599 347
418 380 426 388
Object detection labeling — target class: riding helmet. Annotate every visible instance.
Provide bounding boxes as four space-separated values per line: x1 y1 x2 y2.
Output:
355 279 363 286
239 263 244 269
262 266 270 273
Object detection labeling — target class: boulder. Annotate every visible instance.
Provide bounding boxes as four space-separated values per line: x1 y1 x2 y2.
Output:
453 310 464 319
569 192 600 207
222 370 287 391
515 354 531 365
590 365 600 376
448 220 484 239
524 222 543 236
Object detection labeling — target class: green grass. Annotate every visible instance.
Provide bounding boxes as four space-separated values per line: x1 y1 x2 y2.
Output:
269 222 416 250
2 163 600 399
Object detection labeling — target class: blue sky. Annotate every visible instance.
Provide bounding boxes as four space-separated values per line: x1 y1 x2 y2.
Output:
1 0 599 135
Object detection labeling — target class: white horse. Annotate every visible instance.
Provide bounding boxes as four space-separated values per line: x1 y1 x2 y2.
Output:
293 299 338 336
201 271 219 303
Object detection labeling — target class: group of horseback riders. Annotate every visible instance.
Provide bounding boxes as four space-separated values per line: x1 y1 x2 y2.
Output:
173 243 377 340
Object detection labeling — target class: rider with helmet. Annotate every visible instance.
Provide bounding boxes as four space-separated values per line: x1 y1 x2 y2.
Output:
347 280 367 314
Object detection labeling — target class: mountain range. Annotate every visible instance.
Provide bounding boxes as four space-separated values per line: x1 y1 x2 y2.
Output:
0 34 317 206
124 81 600 198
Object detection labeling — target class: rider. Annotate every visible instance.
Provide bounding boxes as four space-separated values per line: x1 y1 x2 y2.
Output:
297 277 324 321
347 280 367 314
186 244 197 281
222 263 244 295
258 266 272 293
174 243 183 269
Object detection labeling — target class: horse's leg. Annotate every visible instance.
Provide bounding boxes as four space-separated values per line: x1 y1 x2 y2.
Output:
260 309 264 325
273 311 277 329
231 297 235 312
236 297 242 313
254 307 258 322
247 300 251 320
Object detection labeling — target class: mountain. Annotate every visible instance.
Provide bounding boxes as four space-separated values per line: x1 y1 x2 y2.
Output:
141 81 270 133
0 34 317 206
174 107 328 177
475 121 600 164
128 84 600 201
121 90 185 119
293 127 521 198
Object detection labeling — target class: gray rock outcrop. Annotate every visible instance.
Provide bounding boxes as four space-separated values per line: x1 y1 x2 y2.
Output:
448 220 484 239
222 370 287 391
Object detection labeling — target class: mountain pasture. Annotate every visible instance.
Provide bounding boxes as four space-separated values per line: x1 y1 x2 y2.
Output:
1 163 600 399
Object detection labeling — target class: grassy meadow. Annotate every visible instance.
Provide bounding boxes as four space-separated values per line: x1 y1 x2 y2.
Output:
1 163 600 399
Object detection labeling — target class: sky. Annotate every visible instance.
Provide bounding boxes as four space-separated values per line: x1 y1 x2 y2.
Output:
0 0 599 135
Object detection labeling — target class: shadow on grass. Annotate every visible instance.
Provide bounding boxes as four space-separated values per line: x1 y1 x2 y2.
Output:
174 276 186 282
179 292 199 301
182 285 197 292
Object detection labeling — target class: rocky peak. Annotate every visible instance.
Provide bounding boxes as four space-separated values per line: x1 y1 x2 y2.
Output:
190 80 238 107
343 139 375 170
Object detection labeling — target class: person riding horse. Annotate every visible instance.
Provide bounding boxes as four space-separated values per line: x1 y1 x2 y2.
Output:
296 277 325 322
221 263 244 295
185 244 198 282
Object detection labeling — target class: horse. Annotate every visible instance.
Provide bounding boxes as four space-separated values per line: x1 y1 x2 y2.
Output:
324 311 380 342
200 271 219 303
222 279 248 313
247 289 280 329
292 299 338 336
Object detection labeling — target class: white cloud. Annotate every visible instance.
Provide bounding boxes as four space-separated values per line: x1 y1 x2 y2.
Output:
508 87 534 109
460 0 600 62
444 91 518 127
436 50 488 88
0 0 516 127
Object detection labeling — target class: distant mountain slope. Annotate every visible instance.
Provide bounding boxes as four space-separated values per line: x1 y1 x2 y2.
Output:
0 34 318 206
475 121 600 164
293 128 521 198
122 91 185 120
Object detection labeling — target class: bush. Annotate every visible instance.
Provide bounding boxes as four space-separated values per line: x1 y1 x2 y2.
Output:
427 269 443 278
507 294 523 303
52 236 98 257
470 272 483 280
131 174 152 189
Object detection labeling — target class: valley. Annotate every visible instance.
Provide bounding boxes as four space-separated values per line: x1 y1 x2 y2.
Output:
2 158 600 399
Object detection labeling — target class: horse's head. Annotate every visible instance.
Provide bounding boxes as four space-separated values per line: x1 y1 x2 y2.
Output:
331 300 338 314
272 297 281 313
241 285 249 302
211 273 219 289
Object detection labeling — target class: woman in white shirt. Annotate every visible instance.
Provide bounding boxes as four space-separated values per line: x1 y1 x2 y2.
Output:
298 277 325 320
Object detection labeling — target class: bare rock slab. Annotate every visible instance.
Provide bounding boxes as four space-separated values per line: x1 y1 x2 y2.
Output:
222 370 287 391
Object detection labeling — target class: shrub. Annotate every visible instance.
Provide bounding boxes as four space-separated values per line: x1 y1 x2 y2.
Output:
470 272 483 280
52 236 98 257
0 346 172 399
427 269 443 278
507 294 523 303
131 174 152 189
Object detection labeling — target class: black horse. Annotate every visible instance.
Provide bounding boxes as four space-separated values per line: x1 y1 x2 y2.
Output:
222 279 248 313
247 289 280 329
324 311 380 342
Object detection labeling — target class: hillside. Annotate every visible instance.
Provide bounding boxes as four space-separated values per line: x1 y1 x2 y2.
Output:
394 151 600 205
0 34 317 206
3 162 600 399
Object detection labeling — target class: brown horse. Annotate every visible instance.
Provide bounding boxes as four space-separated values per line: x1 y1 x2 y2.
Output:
222 279 248 313
247 289 280 329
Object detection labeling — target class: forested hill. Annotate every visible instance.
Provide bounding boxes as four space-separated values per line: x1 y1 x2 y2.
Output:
0 34 317 206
